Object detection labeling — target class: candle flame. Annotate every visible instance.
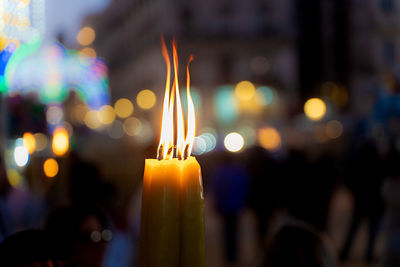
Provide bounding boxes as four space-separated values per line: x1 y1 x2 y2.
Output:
157 38 196 160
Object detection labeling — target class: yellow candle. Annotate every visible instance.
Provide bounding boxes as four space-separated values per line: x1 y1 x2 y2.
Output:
139 39 205 267
180 157 205 267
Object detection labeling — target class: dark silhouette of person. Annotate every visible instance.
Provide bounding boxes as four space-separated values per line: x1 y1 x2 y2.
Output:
246 146 282 248
340 140 384 262
212 152 248 264
282 149 336 231
46 205 111 267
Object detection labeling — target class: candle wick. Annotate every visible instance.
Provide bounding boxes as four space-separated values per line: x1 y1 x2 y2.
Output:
157 144 164 160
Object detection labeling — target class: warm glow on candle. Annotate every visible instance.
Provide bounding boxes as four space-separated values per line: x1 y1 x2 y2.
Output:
157 39 196 160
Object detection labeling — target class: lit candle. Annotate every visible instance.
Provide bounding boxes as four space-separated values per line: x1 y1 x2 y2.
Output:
139 39 205 267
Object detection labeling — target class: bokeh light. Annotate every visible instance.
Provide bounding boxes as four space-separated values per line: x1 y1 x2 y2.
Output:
107 121 124 139
304 98 326 121
114 98 134 118
123 117 142 136
46 105 64 125
255 86 274 106
23 132 36 154
192 137 207 155
235 81 256 101
258 127 282 151
7 168 22 187
84 110 102 129
14 146 29 167
43 158 59 178
325 120 343 139
224 132 244 152
215 86 238 124
97 105 115 125
77 26 96 46
52 127 69 156
79 47 97 58
62 121 74 137
34 133 48 151
137 89 156 110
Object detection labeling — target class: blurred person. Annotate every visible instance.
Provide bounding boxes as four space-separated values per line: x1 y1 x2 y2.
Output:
282 149 336 231
246 146 282 249
0 155 46 240
211 152 248 265
68 155 114 207
340 139 384 262
381 141 400 267
46 205 111 267
262 221 336 267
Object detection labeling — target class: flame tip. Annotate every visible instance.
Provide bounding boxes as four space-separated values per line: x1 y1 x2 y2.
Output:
158 39 195 160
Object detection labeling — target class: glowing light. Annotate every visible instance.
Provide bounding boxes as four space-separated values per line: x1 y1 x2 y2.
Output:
224 132 244 152
156 39 197 159
84 110 101 129
34 133 47 151
255 86 274 106
14 146 29 167
192 137 207 155
52 127 69 156
23 132 36 154
79 47 96 58
5 41 109 110
258 127 281 151
201 133 217 152
97 105 115 125
215 86 238 124
6 168 21 187
123 117 142 136
235 81 256 101
304 98 326 121
46 105 64 125
77 26 96 46
114 98 134 118
137 89 156 110
43 158 59 178
326 120 343 139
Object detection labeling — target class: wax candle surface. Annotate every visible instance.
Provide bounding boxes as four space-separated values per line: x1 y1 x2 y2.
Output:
139 157 205 267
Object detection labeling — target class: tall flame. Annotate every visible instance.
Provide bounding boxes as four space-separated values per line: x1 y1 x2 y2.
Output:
157 38 196 160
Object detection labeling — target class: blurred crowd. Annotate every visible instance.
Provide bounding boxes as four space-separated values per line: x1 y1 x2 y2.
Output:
0 130 400 267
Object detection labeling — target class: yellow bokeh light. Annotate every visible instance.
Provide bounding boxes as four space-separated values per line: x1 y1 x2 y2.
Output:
76 26 96 46
304 98 326 121
235 81 256 101
224 132 245 152
43 158 59 178
52 127 69 156
258 127 281 151
137 89 156 110
34 133 48 151
84 110 102 129
97 105 116 125
114 98 134 118
326 120 343 139
6 169 21 187
79 47 97 58
23 132 36 154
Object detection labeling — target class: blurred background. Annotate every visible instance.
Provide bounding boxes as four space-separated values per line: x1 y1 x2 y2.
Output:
1 0 400 266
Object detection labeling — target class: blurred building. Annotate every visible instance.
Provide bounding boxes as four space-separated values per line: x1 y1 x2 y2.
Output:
84 0 298 125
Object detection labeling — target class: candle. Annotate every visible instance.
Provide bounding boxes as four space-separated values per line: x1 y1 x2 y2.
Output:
139 39 205 267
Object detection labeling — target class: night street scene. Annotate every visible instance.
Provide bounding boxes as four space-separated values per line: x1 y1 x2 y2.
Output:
0 0 400 267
